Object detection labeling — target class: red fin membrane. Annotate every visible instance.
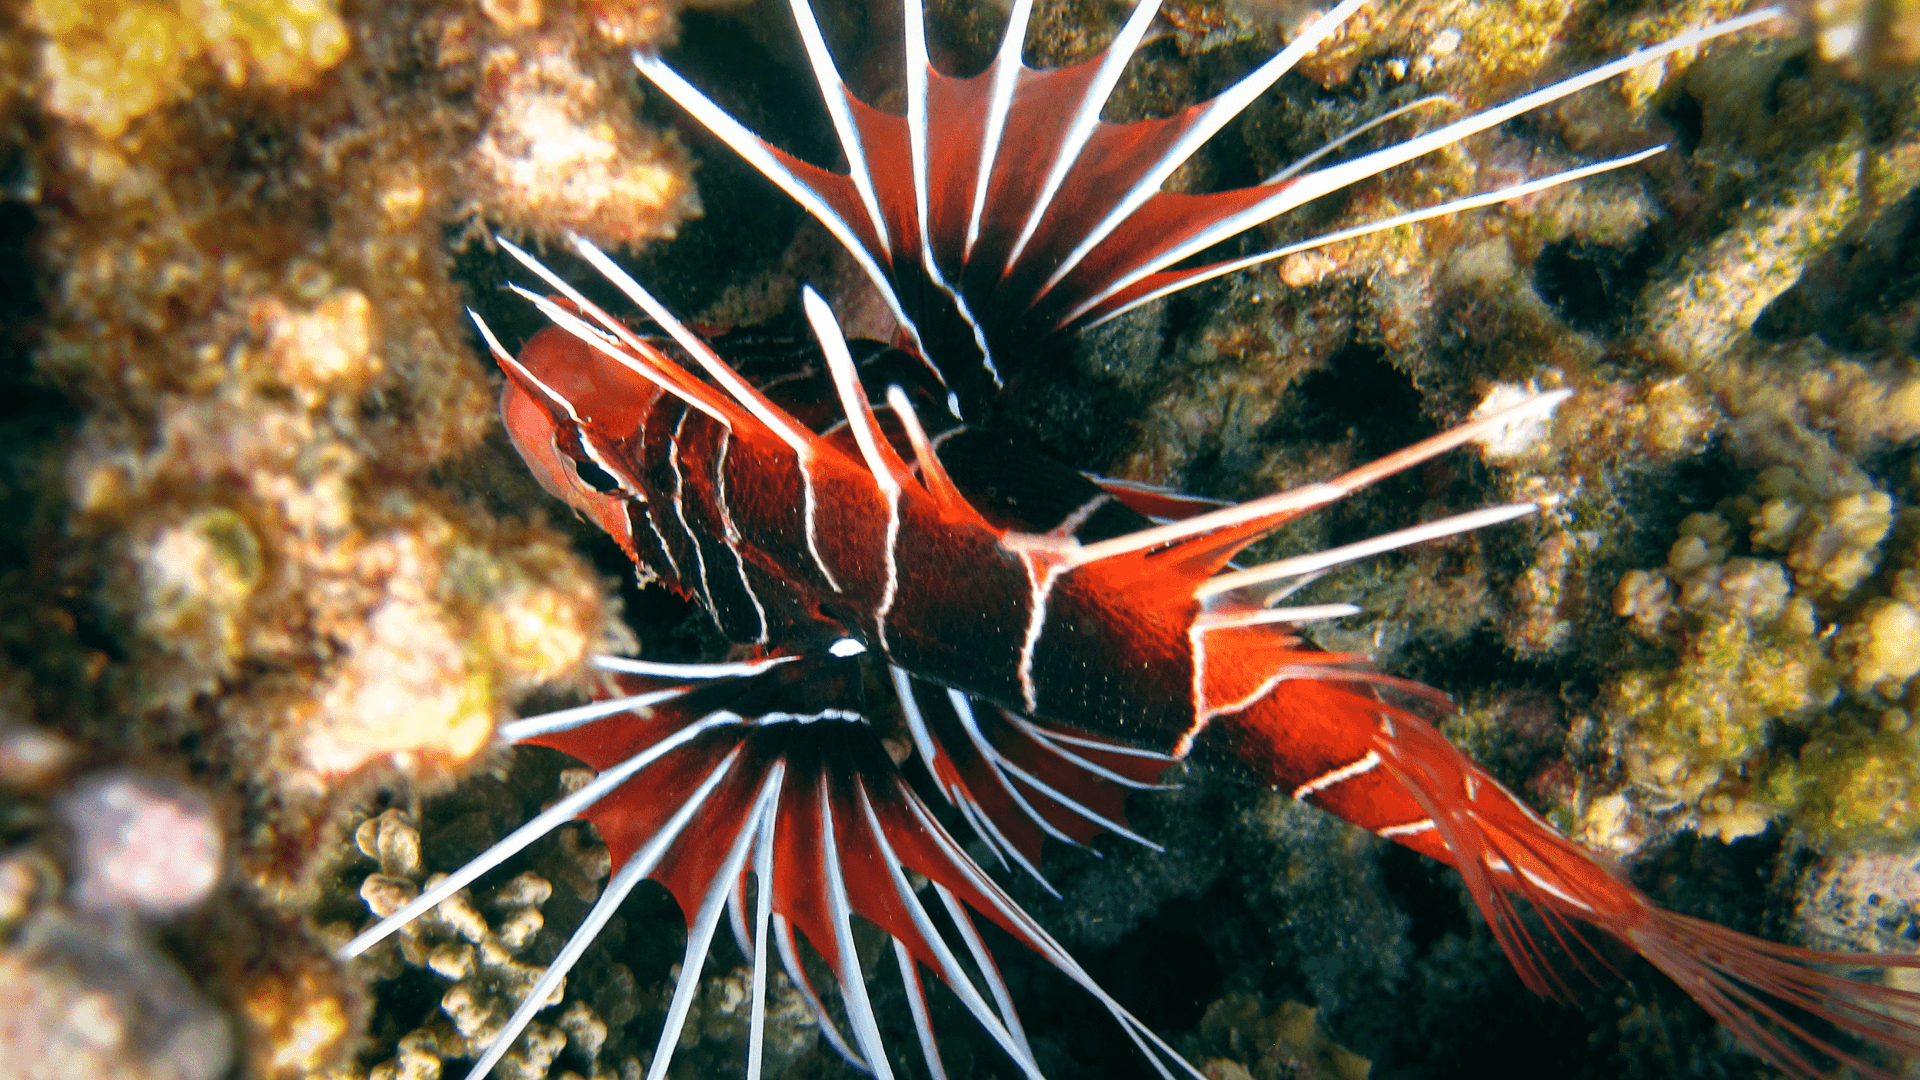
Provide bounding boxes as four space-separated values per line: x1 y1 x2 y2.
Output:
637 0 1781 412
890 668 1172 892
341 649 1198 1080
1219 673 1920 1080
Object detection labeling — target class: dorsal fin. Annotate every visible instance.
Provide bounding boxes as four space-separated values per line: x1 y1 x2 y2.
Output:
638 2 1784 416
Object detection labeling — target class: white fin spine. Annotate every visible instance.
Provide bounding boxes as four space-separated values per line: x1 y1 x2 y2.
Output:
806 288 913 495
1075 7 1785 312
1034 0 1372 299
1061 389 1569 568
646 764 785 1080
1196 503 1540 600
502 284 736 430
966 0 1036 260
338 712 737 960
460 746 745 1080
1077 146 1667 328
1192 603 1364 632
999 0 1164 277
495 239 740 424
745 795 779 1080
566 234 821 460
495 686 692 743
818 777 899 1080
773 914 869 1070
591 653 799 679
857 783 1047 1079
946 689 1087 851
631 53 932 366
998 709 1180 791
886 384 983 523
1266 92 1454 184
783 0 893 255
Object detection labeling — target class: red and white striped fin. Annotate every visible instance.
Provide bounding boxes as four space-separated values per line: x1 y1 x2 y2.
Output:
630 53 942 388
636 2 1784 411
343 648 1203 1080
1038 389 1570 593
1218 671 1920 1080
1023 0 1369 300
1076 145 1668 328
1048 7 1786 328
889 666 1171 883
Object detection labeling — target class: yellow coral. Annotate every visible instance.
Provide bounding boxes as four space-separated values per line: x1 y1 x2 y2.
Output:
136 508 266 676
1609 451 1920 845
1762 721 1920 845
27 0 350 138
255 289 382 395
1837 598 1920 695
241 966 355 1080
304 597 495 781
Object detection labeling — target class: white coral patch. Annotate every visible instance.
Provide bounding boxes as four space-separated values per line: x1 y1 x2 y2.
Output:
1470 382 1557 457
305 599 493 779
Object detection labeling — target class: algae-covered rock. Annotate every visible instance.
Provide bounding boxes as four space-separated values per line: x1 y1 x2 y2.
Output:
1197 993 1372 1080
0 910 235 1080
3 0 686 1075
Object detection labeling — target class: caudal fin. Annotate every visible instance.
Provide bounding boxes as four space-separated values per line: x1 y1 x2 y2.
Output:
1627 909 1920 1079
1363 706 1920 1078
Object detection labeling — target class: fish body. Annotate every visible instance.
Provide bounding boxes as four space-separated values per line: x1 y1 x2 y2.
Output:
343 2 1920 1078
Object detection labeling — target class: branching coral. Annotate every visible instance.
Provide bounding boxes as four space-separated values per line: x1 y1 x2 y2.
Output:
1605 463 1920 846
332 775 825 1080
348 808 619 1080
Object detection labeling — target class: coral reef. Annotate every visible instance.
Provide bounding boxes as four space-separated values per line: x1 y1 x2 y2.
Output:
0 909 236 1080
323 753 828 1080
3 0 1919 1078
3 0 688 1076
1604 463 1920 846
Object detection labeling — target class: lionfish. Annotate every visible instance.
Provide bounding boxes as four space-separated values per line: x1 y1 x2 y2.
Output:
342 2 1920 1078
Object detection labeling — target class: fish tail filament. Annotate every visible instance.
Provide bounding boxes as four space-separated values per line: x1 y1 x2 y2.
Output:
1224 677 1920 1079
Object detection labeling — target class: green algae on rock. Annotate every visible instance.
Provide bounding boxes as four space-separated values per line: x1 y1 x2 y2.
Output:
1197 993 1373 1080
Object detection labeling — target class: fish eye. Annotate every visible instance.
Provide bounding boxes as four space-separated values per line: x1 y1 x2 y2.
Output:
572 457 622 494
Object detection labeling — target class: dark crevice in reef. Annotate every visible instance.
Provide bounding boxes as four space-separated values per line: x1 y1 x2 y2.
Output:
1606 437 1754 571
627 9 826 314
1081 894 1226 1033
0 191 88 726
1659 88 1705 157
1754 183 1920 354
992 350 1155 474
1377 843 1473 950
1252 342 1449 544
1168 337 1421 506
1255 343 1429 455
983 891 1230 1080
1533 231 1665 335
